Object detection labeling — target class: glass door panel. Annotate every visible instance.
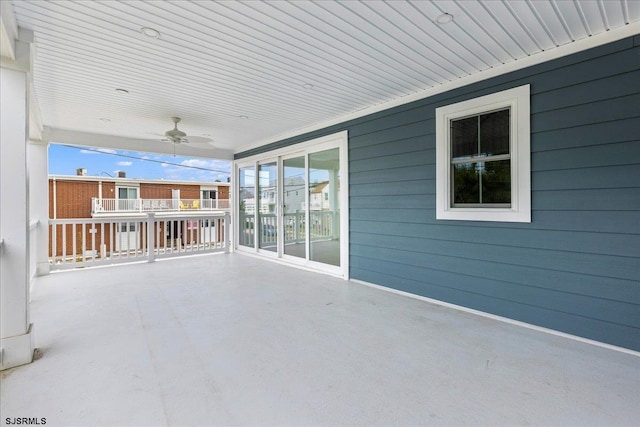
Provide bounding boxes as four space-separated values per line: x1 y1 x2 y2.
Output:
308 148 340 266
117 187 138 211
238 166 255 248
283 156 306 259
258 162 278 252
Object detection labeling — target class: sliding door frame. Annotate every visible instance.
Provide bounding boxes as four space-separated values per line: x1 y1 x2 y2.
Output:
233 131 349 279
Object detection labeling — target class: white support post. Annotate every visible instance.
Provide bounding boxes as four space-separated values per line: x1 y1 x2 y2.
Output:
224 212 230 254
0 39 35 370
147 213 155 263
27 139 49 276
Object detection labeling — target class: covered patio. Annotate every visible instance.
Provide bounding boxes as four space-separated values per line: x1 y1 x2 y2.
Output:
1 2 639 423
2 253 638 426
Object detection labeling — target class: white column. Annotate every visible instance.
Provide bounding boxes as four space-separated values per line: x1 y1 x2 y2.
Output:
0 62 34 370
27 140 49 276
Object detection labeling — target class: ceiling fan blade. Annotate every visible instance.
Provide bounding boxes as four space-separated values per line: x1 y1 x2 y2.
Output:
183 136 213 144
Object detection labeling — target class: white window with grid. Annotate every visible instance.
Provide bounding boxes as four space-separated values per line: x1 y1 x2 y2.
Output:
435 84 531 223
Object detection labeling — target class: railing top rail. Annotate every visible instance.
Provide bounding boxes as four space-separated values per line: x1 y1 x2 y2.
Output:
51 212 228 225
93 198 230 201
92 198 230 213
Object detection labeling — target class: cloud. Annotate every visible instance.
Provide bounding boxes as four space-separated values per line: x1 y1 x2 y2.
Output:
161 158 231 183
79 148 117 155
117 161 132 166
161 163 169 167
180 159 210 168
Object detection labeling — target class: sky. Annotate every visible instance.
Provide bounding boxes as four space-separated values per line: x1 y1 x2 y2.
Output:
48 144 231 183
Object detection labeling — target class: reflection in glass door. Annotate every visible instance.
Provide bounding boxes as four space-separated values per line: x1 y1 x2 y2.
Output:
258 162 278 252
238 166 255 248
309 148 340 266
283 156 306 259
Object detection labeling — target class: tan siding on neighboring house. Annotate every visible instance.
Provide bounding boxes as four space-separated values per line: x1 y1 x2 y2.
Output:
54 180 98 218
139 183 200 200
217 185 229 200
49 180 104 257
139 184 172 200
102 182 115 200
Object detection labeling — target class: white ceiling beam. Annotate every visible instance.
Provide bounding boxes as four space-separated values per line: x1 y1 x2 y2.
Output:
29 87 43 142
1 25 43 142
45 128 235 161
0 0 18 60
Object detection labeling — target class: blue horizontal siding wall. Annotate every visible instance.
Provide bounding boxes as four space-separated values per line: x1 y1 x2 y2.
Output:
236 36 640 350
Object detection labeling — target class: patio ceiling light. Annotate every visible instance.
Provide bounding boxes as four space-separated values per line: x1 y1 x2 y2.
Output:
436 13 454 24
140 27 161 38
302 83 314 90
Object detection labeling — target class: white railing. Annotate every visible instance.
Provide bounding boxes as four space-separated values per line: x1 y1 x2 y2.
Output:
92 198 230 214
49 212 230 270
239 211 337 249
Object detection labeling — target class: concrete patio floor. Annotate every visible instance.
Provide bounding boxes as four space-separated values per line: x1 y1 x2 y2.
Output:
1 253 638 426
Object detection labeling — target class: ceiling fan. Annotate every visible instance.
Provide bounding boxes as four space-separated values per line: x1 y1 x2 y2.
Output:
160 116 213 145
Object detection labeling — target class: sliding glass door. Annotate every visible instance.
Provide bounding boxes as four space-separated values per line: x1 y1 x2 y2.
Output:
283 156 306 259
258 161 278 253
234 131 348 278
238 166 255 248
308 148 340 266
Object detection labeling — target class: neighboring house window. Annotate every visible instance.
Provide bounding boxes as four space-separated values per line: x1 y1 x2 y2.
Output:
116 186 138 211
435 84 531 222
202 190 217 199
117 187 137 200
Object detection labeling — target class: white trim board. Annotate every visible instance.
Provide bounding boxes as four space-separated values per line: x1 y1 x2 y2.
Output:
235 249 347 280
235 24 640 155
350 278 640 357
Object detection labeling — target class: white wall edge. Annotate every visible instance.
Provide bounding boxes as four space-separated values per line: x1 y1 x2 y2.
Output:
235 24 640 155
350 278 640 357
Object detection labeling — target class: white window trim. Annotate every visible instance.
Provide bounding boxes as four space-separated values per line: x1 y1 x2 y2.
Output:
436 84 531 223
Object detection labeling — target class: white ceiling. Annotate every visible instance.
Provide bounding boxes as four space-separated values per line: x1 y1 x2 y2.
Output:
8 0 640 159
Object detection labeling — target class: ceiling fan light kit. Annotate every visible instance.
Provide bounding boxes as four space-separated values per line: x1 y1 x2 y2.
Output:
164 117 187 143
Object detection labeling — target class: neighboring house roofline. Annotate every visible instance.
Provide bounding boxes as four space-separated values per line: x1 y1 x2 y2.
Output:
48 174 230 187
310 181 329 194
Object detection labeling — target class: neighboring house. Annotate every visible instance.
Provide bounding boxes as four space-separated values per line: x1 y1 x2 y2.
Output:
49 172 230 258
50 171 230 219
309 181 330 211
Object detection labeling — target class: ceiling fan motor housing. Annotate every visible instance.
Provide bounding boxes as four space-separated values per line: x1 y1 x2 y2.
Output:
165 117 187 143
